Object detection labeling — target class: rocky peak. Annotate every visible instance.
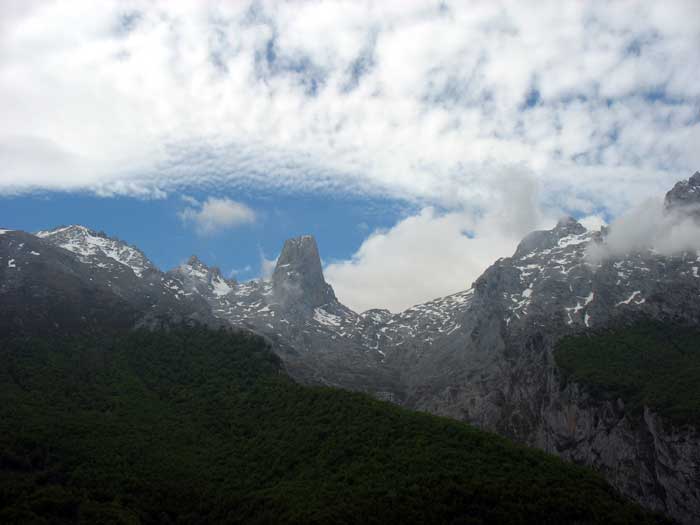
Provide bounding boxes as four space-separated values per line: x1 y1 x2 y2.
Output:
554 216 587 235
361 308 393 324
272 235 336 309
664 171 700 216
176 255 236 295
186 255 206 268
37 224 89 239
181 255 212 280
35 224 155 277
513 216 587 258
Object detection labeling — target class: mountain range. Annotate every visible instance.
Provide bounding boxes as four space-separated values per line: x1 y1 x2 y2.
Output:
2 173 700 523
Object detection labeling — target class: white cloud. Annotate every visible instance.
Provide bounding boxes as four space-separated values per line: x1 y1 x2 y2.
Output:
259 251 278 282
180 194 200 206
179 197 255 236
229 265 252 279
578 214 607 231
325 209 493 312
0 0 697 216
325 169 554 312
586 198 700 263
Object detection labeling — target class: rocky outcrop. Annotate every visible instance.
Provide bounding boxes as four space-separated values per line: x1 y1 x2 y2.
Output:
665 171 700 215
272 235 337 310
382 172 700 523
540 376 700 522
170 255 236 301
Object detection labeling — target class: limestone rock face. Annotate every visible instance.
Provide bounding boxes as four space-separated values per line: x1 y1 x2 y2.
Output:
665 171 700 215
379 173 700 524
272 235 336 310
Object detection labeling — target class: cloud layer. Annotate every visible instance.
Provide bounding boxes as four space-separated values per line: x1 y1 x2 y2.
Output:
1 1 698 211
179 197 255 235
1 1 698 310
586 198 700 263
325 169 553 311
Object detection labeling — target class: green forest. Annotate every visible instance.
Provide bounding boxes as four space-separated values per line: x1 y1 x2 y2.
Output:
555 321 700 427
1 327 668 524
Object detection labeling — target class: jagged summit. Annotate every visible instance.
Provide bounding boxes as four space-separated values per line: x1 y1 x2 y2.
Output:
186 254 206 267
172 255 235 298
274 235 323 273
554 215 587 234
36 224 155 277
664 171 700 214
514 216 588 258
272 235 336 309
37 224 96 242
184 255 228 282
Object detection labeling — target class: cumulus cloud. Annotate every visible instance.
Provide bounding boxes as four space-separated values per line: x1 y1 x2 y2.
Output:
0 0 697 217
578 214 607 231
259 251 278 282
325 209 491 312
586 198 700 263
325 169 553 312
229 265 252 279
180 194 200 207
179 197 255 235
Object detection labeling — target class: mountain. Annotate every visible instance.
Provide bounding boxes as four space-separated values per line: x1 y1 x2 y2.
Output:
2 172 700 522
272 235 336 310
664 171 700 214
0 228 137 335
36 225 156 278
0 328 666 524
0 225 218 335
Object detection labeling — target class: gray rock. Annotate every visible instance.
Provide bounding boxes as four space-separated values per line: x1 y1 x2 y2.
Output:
665 171 700 215
272 235 336 310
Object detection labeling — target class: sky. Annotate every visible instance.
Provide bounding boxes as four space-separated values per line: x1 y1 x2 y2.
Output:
1 0 699 312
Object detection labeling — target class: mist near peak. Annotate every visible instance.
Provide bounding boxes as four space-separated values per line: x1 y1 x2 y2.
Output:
586 197 700 263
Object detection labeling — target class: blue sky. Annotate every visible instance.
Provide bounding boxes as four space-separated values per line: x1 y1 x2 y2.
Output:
0 190 412 282
0 1 698 311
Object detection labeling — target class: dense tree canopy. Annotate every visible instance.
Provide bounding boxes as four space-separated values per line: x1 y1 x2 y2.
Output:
556 321 700 427
1 328 667 524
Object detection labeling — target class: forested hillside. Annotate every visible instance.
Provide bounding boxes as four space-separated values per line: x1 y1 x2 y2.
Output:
0 328 667 524
556 321 700 427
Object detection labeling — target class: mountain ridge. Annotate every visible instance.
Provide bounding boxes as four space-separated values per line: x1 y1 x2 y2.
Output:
2 171 700 522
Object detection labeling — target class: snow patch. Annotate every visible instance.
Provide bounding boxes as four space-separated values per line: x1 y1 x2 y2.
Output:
557 233 591 249
564 292 594 325
615 291 644 307
313 307 342 327
211 276 233 297
40 226 151 277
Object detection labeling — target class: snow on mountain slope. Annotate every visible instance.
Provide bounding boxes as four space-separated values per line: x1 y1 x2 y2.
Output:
478 215 700 335
36 225 155 277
